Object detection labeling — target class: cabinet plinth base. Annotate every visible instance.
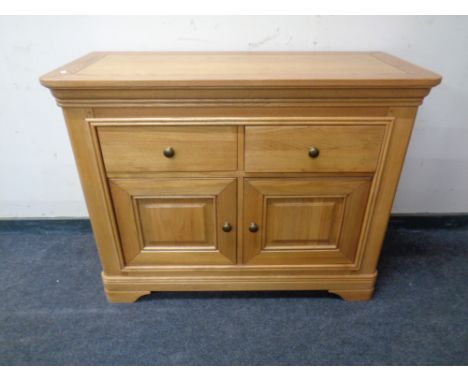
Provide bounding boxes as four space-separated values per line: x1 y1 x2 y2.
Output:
329 289 374 301
102 271 377 303
104 288 151 303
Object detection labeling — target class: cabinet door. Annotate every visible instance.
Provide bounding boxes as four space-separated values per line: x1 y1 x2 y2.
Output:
243 178 371 266
110 178 237 266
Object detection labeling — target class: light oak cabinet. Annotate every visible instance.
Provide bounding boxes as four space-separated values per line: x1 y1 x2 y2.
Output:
40 52 441 302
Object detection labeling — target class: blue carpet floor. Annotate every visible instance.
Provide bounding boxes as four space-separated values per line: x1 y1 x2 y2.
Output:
0 218 466 365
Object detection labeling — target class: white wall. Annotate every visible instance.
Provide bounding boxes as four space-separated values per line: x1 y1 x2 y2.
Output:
1 16 467 217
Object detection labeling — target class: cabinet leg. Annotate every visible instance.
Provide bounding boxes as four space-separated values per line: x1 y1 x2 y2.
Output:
329 288 374 301
104 289 151 303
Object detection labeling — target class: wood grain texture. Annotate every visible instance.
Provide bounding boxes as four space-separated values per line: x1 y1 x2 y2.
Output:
104 289 151 303
243 177 371 265
329 289 374 301
51 88 433 106
41 52 441 302
98 125 238 172
61 108 125 275
101 271 378 302
358 107 421 273
137 197 216 248
245 124 385 172
40 51 441 88
109 178 237 266
263 196 345 249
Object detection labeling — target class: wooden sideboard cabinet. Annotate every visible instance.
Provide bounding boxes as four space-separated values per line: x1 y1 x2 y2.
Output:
40 52 441 303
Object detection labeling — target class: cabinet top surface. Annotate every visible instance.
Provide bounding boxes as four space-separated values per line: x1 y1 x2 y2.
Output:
40 51 441 89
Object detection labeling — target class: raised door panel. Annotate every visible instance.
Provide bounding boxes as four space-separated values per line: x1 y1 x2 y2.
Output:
110 178 237 266
137 197 216 249
243 178 371 266
264 196 345 250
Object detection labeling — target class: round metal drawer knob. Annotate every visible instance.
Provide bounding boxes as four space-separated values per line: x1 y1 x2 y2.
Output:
222 222 232 233
163 147 175 158
308 147 320 158
249 222 259 233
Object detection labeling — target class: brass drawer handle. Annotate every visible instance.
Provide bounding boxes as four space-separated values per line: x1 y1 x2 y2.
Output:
249 222 259 233
222 222 232 232
308 147 320 158
163 147 175 158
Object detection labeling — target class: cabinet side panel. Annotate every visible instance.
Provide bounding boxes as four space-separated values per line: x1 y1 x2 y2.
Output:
359 107 418 273
62 108 123 274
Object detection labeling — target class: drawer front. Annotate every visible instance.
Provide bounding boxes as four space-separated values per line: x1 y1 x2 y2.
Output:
98 126 238 173
245 125 385 172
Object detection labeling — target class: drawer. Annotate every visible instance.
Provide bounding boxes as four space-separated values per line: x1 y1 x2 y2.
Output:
98 125 238 172
244 125 385 172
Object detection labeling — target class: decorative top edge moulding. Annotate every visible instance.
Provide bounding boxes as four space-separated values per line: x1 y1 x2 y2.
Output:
40 51 442 89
